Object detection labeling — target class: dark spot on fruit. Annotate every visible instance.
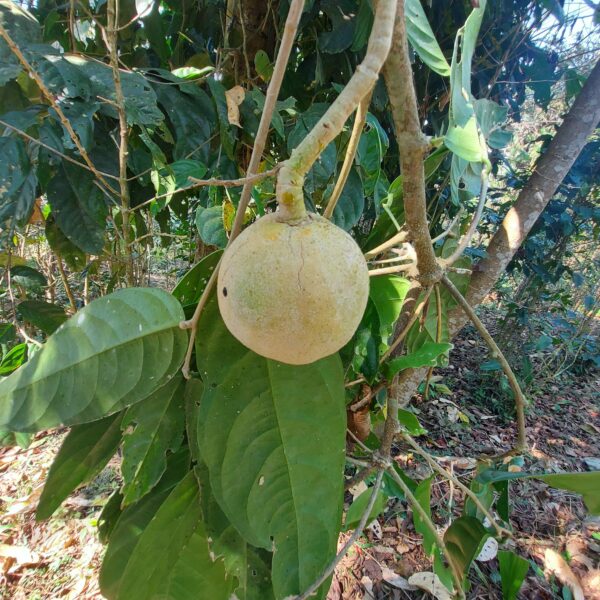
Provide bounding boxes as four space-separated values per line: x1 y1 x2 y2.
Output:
222 287 228 297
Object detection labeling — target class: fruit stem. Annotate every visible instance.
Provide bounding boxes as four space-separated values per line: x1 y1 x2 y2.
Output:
275 0 397 223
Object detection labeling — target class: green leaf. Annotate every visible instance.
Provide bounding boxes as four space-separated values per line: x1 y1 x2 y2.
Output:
445 116 485 163
405 0 451 77
10 265 47 289
330 167 364 231
45 217 87 272
36 413 123 520
47 163 107 254
381 465 417 500
98 490 124 544
474 99 512 150
0 137 38 226
117 472 233 599
99 449 191 599
171 66 214 80
195 296 346 599
195 205 228 248
344 486 387 531
357 113 388 176
386 342 453 378
477 469 600 515
413 475 436 554
444 516 489 583
0 322 16 344
0 429 31 448
368 275 411 343
0 343 27 376
397 408 426 436
172 250 222 311
168 159 208 189
254 50 273 82
351 0 373 52
121 375 185 506
0 1 41 85
207 77 237 160
0 288 187 432
498 550 529 600
17 300 67 335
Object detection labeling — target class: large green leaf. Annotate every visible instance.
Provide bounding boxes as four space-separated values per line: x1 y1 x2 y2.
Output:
195 205 228 248
498 550 529 600
443 516 489 583
99 449 191 599
17 300 67 335
121 374 185 506
36 413 123 520
47 163 108 254
0 288 187 432
117 472 233 600
405 0 451 77
195 297 346 599
477 469 600 515
413 475 436 554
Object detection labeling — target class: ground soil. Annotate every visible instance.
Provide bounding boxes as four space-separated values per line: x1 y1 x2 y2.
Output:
0 314 598 600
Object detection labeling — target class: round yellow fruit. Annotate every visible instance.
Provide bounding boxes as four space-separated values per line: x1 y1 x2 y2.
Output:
217 212 369 365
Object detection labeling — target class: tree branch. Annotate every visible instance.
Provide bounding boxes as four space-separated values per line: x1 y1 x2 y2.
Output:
324 91 371 219
382 0 441 286
441 274 527 453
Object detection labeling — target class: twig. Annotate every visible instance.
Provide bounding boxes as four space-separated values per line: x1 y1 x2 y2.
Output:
423 284 443 399
441 275 528 453
380 286 434 363
431 209 463 244
295 470 385 600
400 432 512 539
349 382 386 412
324 91 371 219
56 257 77 312
238 0 252 81
385 466 464 598
364 229 409 259
130 166 282 214
382 0 441 286
179 0 305 379
0 22 117 197
368 263 415 277
441 172 489 267
277 0 397 222
105 0 135 286
0 119 120 180
346 428 374 454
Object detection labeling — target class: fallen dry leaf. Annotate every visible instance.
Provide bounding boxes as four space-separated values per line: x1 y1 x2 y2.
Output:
225 85 245 127
544 548 585 600
381 566 417 590
408 572 453 600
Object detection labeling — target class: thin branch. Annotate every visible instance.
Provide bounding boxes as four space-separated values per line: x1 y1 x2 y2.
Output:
277 0 397 221
442 172 489 267
368 263 415 277
0 119 120 180
324 91 371 219
105 0 135 286
0 22 117 196
431 209 463 244
179 0 305 378
423 284 442 399
386 465 464 598
382 0 441 285
56 257 77 313
130 166 282 213
400 432 512 539
364 230 410 259
380 286 434 363
295 471 385 600
441 274 528 453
